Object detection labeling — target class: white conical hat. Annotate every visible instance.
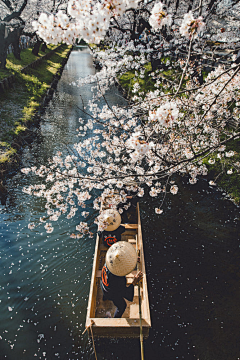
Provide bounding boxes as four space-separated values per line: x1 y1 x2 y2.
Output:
102 209 121 231
106 241 137 276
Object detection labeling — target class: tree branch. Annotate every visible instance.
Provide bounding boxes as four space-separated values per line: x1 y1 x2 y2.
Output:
3 0 28 22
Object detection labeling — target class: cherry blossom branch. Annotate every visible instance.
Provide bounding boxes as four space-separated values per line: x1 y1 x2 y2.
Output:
198 65 240 126
3 0 27 22
131 63 240 110
95 77 121 123
75 105 106 127
174 37 193 96
158 174 171 210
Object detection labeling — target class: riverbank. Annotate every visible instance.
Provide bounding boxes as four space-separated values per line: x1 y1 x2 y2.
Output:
0 44 72 184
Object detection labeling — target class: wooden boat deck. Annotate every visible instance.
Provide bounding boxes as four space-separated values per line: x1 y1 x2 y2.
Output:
94 229 142 319
85 204 151 338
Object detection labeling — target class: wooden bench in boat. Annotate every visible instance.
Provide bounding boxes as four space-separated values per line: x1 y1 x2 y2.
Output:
85 203 151 338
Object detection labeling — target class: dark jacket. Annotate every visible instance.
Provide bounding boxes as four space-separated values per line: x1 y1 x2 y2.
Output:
100 264 134 302
100 225 125 247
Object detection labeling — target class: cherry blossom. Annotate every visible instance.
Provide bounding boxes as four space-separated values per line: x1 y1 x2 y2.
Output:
22 0 240 234
148 101 179 128
170 185 178 195
155 208 163 214
179 11 205 40
149 2 172 31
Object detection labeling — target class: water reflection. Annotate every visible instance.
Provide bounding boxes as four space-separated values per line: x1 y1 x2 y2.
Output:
0 49 240 360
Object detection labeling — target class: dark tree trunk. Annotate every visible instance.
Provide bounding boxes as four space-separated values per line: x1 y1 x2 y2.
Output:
0 0 27 67
187 1 193 12
12 28 22 60
12 40 21 59
0 24 23 68
41 42 47 52
0 50 8 69
175 0 179 11
0 24 8 68
32 39 42 56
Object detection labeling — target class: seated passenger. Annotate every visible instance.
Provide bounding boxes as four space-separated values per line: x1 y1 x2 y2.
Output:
98 209 125 247
101 241 143 318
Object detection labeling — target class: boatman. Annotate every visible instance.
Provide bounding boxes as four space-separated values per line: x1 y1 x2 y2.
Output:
100 241 143 318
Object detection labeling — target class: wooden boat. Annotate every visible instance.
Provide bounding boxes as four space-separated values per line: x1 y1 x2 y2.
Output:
85 202 151 338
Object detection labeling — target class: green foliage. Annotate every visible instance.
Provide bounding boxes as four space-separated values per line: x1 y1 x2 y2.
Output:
14 124 27 135
118 62 155 98
118 59 178 98
77 39 88 46
118 70 136 95
0 142 16 164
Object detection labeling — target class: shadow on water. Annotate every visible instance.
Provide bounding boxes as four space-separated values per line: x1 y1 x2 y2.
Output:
0 49 240 360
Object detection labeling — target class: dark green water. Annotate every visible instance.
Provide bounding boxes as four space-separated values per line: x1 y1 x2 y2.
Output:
0 48 240 360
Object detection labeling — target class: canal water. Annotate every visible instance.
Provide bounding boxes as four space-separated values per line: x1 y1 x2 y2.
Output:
0 48 240 360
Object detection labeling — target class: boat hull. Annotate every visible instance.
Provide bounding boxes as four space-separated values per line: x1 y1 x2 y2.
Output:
85 203 151 338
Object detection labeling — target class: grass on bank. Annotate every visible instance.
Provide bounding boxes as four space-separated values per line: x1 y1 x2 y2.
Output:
0 44 57 81
119 59 240 204
119 62 155 97
118 58 183 99
0 44 72 165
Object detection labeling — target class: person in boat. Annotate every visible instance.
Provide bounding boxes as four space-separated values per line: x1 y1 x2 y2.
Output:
101 241 143 318
98 209 126 248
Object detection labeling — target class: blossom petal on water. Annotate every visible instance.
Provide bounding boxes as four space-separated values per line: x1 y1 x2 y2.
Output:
209 180 216 186
28 223 35 230
170 185 178 195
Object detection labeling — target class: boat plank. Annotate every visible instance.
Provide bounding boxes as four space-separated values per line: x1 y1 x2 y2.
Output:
124 224 138 229
95 270 138 278
87 318 150 327
86 318 150 338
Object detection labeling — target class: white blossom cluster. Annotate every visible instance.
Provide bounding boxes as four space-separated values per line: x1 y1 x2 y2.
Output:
22 57 239 233
33 0 208 46
126 132 152 162
32 0 139 45
149 2 172 31
148 101 179 128
179 11 205 40
194 65 240 125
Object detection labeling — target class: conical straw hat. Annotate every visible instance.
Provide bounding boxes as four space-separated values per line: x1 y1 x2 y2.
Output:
102 209 121 231
106 241 137 276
